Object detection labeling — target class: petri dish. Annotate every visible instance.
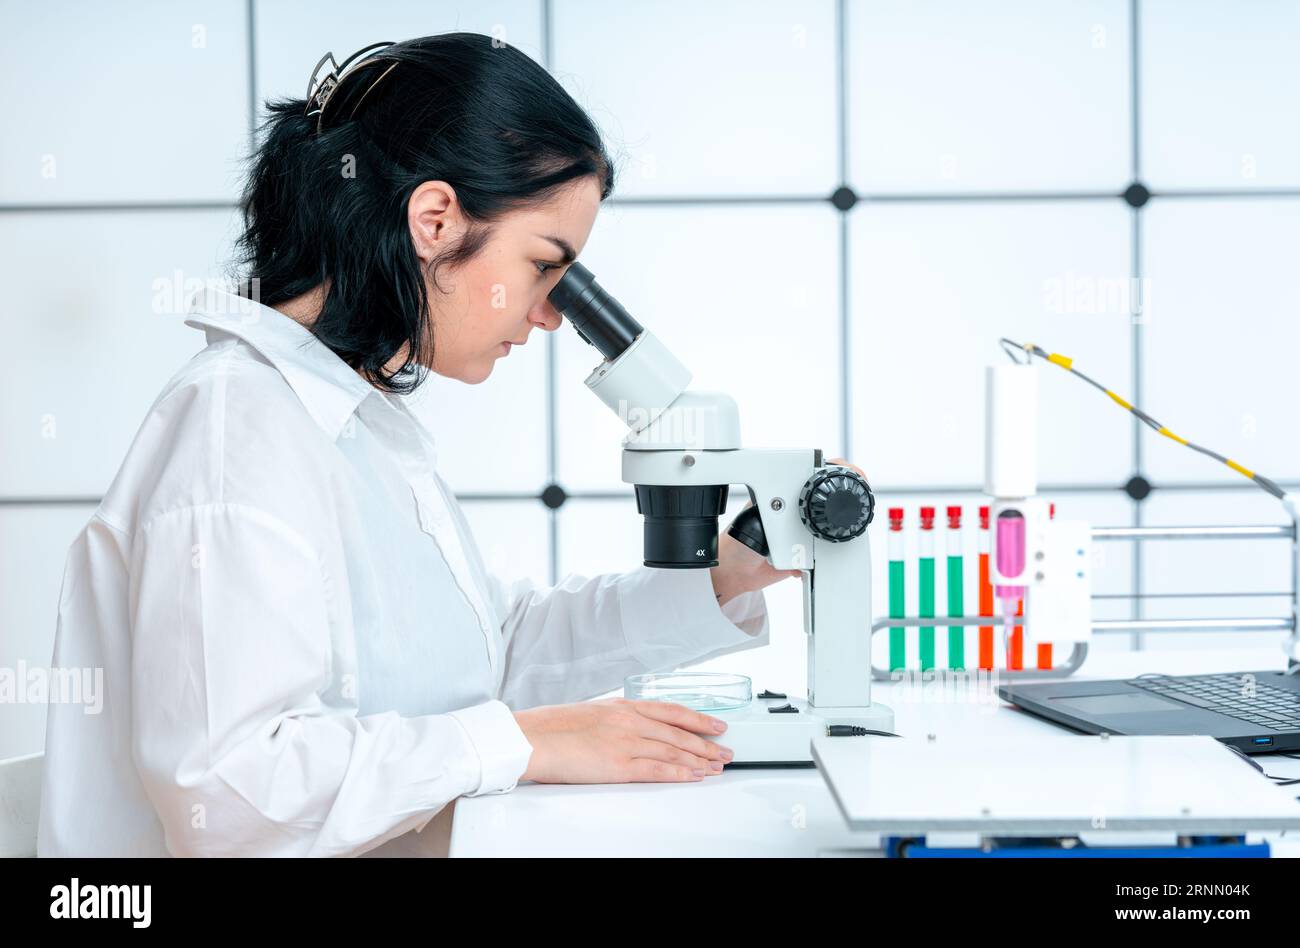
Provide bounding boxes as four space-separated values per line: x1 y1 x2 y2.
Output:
623 672 752 712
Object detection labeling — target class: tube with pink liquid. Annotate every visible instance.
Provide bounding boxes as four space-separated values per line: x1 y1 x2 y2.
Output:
994 510 1026 665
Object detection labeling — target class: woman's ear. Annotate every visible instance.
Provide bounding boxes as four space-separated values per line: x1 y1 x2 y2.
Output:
407 180 460 263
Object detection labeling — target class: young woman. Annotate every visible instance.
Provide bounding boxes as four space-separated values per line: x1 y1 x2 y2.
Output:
38 33 800 857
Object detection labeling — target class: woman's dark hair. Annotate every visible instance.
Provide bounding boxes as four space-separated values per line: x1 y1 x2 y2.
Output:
238 33 615 393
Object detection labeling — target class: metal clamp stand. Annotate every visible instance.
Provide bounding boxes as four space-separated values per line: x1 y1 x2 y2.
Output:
1090 524 1298 650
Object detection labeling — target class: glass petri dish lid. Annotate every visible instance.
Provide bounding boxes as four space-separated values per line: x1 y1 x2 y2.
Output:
623 672 752 712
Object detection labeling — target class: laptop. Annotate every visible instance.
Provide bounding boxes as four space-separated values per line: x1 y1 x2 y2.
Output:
998 670 1300 754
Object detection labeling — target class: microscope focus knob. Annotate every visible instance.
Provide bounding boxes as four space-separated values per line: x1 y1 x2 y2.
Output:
798 467 875 542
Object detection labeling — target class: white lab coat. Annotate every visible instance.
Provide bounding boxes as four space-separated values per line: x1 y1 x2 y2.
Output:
37 287 769 857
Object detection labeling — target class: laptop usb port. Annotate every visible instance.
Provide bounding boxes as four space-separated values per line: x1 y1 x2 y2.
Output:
1252 737 1274 746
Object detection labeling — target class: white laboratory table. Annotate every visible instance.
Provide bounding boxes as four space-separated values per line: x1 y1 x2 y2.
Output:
450 646 1300 857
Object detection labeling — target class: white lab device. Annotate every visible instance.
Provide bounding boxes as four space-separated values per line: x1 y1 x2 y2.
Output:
549 264 892 763
984 362 1092 645
984 363 1037 498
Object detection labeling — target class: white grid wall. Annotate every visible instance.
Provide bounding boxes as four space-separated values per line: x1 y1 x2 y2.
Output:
3 0 1299 759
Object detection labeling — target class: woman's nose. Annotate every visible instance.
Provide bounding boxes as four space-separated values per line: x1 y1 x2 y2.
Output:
530 300 564 332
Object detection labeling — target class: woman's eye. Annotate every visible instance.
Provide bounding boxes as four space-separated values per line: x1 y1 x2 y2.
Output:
535 261 559 277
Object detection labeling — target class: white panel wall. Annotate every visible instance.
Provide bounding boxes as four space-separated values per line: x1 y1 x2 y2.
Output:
1142 199 1300 484
1 1 250 203
848 0 1132 193
850 201 1134 487
1142 0 1300 190
3 1 1298 762
552 0 839 197
0 211 241 496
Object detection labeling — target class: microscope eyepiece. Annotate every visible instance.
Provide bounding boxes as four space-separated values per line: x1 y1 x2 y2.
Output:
547 261 644 361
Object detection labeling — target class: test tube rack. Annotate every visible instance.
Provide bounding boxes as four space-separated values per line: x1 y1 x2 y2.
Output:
871 516 1300 681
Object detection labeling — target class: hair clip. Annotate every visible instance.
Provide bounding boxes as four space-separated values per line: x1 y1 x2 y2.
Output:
305 41 399 133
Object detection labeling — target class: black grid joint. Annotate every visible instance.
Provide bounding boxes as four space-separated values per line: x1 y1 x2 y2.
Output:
1124 475 1152 501
541 483 568 509
1123 182 1150 208
830 186 858 211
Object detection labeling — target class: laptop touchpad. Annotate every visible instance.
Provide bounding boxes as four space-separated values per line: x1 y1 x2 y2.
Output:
1050 692 1192 715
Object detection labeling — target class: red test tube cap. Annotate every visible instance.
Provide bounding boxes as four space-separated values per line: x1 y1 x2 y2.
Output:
946 505 962 529
888 507 904 531
979 505 990 529
919 506 935 530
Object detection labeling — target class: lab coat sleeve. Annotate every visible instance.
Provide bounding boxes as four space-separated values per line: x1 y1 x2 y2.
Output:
128 503 533 857
489 564 770 710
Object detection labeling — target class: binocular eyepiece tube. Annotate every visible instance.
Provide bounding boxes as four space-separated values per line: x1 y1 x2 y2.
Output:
546 261 644 362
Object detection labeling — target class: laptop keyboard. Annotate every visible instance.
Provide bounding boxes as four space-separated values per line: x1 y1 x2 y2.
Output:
1127 674 1300 731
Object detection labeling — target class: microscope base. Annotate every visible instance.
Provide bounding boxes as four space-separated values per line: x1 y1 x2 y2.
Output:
706 695 895 766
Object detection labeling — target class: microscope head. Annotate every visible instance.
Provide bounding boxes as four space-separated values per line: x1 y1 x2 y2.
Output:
548 262 732 568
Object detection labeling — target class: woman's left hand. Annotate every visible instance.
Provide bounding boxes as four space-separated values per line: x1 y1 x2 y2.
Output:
709 458 867 608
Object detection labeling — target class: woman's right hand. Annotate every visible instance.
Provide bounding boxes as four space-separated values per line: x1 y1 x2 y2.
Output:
513 698 734 784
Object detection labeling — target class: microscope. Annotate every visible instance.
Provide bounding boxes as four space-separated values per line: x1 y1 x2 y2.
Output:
548 264 894 764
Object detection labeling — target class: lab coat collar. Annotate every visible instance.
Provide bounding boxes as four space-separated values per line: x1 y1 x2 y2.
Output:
185 285 378 441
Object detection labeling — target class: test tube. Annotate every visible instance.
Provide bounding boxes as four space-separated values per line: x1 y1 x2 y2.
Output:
1011 600 1025 670
978 506 993 670
918 506 936 671
994 510 1026 670
946 505 964 670
888 507 906 672
1036 503 1056 670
